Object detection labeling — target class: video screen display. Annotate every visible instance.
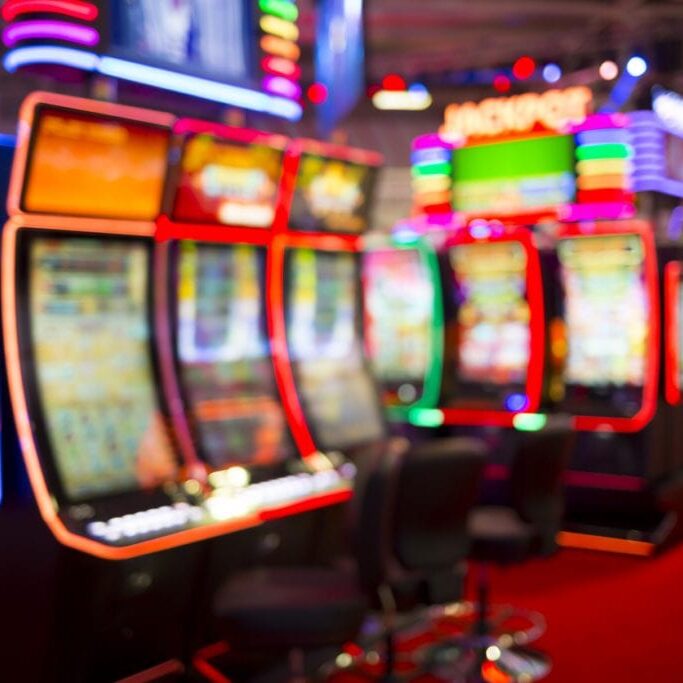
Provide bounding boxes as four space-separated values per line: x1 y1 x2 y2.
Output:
286 249 384 449
289 154 377 234
558 233 648 389
110 0 251 85
172 133 284 227
363 248 434 404
22 107 170 220
452 135 576 215
177 242 293 467
28 236 178 502
449 241 531 389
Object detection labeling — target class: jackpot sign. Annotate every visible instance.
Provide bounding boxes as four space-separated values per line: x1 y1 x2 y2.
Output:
440 87 593 142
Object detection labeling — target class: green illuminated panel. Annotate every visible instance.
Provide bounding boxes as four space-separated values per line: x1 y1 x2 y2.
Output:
452 134 576 213
260 0 299 21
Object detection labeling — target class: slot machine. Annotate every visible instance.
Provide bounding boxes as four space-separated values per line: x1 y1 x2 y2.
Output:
155 120 359 648
273 139 387 460
365 90 683 552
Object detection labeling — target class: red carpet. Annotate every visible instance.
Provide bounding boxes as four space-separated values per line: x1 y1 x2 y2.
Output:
480 545 683 682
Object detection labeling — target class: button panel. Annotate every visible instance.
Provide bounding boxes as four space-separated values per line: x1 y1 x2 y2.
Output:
83 467 352 545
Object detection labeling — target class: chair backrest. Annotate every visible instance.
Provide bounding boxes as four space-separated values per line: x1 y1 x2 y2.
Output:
510 420 574 553
347 438 408 596
392 437 487 572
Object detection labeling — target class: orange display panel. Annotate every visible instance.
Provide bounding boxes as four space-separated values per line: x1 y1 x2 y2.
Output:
19 103 171 220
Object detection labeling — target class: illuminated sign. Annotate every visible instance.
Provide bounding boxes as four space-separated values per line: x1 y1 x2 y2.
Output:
1 0 302 120
653 86 683 136
440 86 593 142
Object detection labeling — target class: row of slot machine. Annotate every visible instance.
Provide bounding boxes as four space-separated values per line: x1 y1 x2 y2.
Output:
1 86 683 678
0 92 387 680
364 87 683 556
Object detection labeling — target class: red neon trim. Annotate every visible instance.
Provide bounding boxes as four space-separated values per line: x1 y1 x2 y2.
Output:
439 226 545 427
563 470 645 491
288 138 384 167
664 261 682 405
155 216 273 245
259 488 352 521
557 531 654 557
193 642 233 683
272 146 300 233
557 220 660 433
577 189 634 204
267 236 319 457
153 242 205 478
261 55 301 80
116 660 184 683
2 0 98 22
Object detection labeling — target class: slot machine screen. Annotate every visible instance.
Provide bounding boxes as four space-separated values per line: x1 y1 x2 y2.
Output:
289 154 377 234
22 106 170 220
176 242 293 468
171 133 284 227
110 0 252 85
25 235 178 502
447 240 531 406
363 248 434 405
286 249 385 449
557 233 648 416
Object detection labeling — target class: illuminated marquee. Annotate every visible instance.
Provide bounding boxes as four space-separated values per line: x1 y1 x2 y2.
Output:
440 87 593 142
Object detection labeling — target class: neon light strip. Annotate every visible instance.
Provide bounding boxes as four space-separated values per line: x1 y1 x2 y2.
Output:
262 74 301 99
2 20 100 48
1 0 98 21
260 0 298 21
576 159 631 175
664 261 681 405
260 14 299 42
413 133 453 151
575 128 630 145
559 202 635 221
3 45 98 71
632 176 683 197
412 161 452 177
411 147 451 165
576 143 632 160
261 55 300 79
570 113 628 132
3 48 302 120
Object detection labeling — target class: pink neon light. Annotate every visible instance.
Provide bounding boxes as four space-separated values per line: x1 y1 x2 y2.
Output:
570 113 629 133
412 133 453 151
2 19 100 47
559 202 635 222
1 1 98 22
262 75 301 100
261 55 301 80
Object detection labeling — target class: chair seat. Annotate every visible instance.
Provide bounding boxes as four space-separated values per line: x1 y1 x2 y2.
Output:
213 567 367 650
469 506 536 564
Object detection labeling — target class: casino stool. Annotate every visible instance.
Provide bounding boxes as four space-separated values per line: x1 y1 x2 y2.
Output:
209 438 409 682
466 420 574 683
358 437 488 681
209 437 488 682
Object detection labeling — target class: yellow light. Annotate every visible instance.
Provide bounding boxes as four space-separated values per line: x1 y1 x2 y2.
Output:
260 15 299 42
372 89 433 111
412 175 452 193
260 35 301 61
576 158 630 176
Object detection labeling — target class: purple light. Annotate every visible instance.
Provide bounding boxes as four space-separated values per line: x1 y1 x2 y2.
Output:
413 133 453 151
559 202 635 221
570 113 628 133
262 75 301 100
668 206 683 239
2 19 100 48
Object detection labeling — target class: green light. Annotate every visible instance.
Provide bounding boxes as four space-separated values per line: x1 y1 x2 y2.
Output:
513 413 548 432
575 143 631 161
260 0 299 22
412 161 452 177
408 408 444 427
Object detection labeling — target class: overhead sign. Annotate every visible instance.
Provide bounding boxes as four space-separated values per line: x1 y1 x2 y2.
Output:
440 86 593 142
